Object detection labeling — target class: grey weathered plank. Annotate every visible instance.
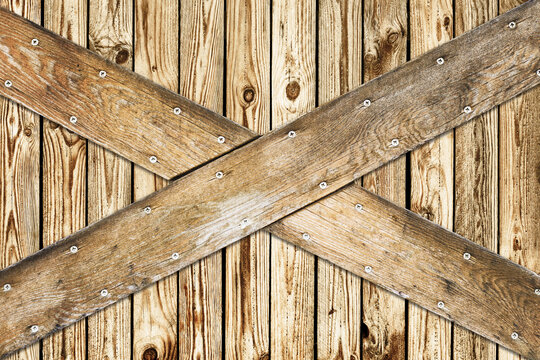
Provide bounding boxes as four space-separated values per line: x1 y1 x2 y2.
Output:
0 1 539 357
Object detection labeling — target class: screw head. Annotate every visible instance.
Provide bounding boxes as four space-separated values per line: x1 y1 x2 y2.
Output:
511 332 519 340
4 80 12 88
215 171 224 179
31 38 39 46
437 301 445 309
30 325 39 333
217 136 226 144
534 288 540 295
364 266 372 273
463 106 472 114
319 182 328 189
463 252 471 260
143 206 152 214
70 115 77 124
436 57 445 65
363 99 371 107
172 252 180 260
302 233 310 240
100 289 109 297
508 21 516 29
70 245 78 254
99 70 107 78
288 130 296 138
149 156 158 163
174 107 182 115
3 283 11 292
390 138 399 147
355 204 363 211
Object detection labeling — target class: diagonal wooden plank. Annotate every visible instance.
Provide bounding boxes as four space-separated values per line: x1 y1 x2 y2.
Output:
0 1 539 357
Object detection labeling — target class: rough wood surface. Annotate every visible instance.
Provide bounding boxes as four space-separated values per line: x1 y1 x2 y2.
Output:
0 2 539 357
270 0 316 358
86 0 133 358
132 1 178 358
317 0 362 358
0 7 253 180
178 0 223 357
408 0 454 358
453 0 498 359
0 1 40 360
499 1 540 359
224 0 270 358
361 0 407 358
41 0 87 358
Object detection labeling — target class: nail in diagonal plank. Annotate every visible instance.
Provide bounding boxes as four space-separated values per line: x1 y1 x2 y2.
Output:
0 1 539 358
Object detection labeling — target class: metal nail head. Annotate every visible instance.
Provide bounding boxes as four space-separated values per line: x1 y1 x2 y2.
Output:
100 289 109 297
319 182 328 189
511 332 519 340
217 136 226 144
437 301 445 309
143 206 152 214
436 57 444 65
363 99 371 107
463 252 471 260
30 325 39 333
355 204 363 211
149 156 158 164
174 107 182 115
535 288 540 295
537 69 540 77
99 70 107 78
364 266 372 273
70 116 78 124
241 219 249 228
4 80 12 88
216 171 224 179
3 284 11 292
31 38 39 46
288 130 296 138
70 246 78 254
464 106 472 114
172 252 180 260
390 139 399 147
302 233 310 240
508 21 516 29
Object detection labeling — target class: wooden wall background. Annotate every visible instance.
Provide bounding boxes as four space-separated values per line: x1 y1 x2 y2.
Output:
0 0 537 359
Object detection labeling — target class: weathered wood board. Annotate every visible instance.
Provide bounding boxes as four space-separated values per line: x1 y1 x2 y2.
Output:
0 0 536 360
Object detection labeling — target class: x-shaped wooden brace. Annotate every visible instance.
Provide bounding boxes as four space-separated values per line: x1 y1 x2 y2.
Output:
0 1 539 358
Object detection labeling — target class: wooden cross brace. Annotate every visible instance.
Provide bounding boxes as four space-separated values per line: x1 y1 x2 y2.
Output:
0 1 539 358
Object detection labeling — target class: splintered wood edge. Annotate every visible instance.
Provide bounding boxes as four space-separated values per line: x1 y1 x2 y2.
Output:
0 0 539 358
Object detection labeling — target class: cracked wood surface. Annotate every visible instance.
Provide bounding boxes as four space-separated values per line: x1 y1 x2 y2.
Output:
0 1 539 358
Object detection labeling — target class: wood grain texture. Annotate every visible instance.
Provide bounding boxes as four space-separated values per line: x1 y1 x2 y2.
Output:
178 0 223 358
0 7 253 180
453 0 498 359
409 0 454 358
87 0 132 358
224 0 270 358
132 1 178 359
0 0 40 359
41 0 87 358
0 2 539 357
271 0 316 357
317 0 362 358
499 1 540 359
361 0 407 358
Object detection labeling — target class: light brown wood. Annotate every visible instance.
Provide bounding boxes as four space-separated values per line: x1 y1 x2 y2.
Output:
86 1 133 358
0 0 40 358
224 0 270 358
499 0 540 358
317 0 362 358
41 0 87 358
271 0 316 357
361 0 407 358
132 1 178 359
0 2 539 357
178 0 223 357
409 0 454 358
453 0 498 359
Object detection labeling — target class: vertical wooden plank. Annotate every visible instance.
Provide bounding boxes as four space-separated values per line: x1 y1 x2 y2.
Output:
178 0 223 358
0 1 40 360
132 1 178 359
316 0 362 359
87 0 133 358
270 0 315 357
361 0 407 358
453 0 498 359
408 0 453 358
224 0 271 358
499 1 539 359
42 0 87 358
